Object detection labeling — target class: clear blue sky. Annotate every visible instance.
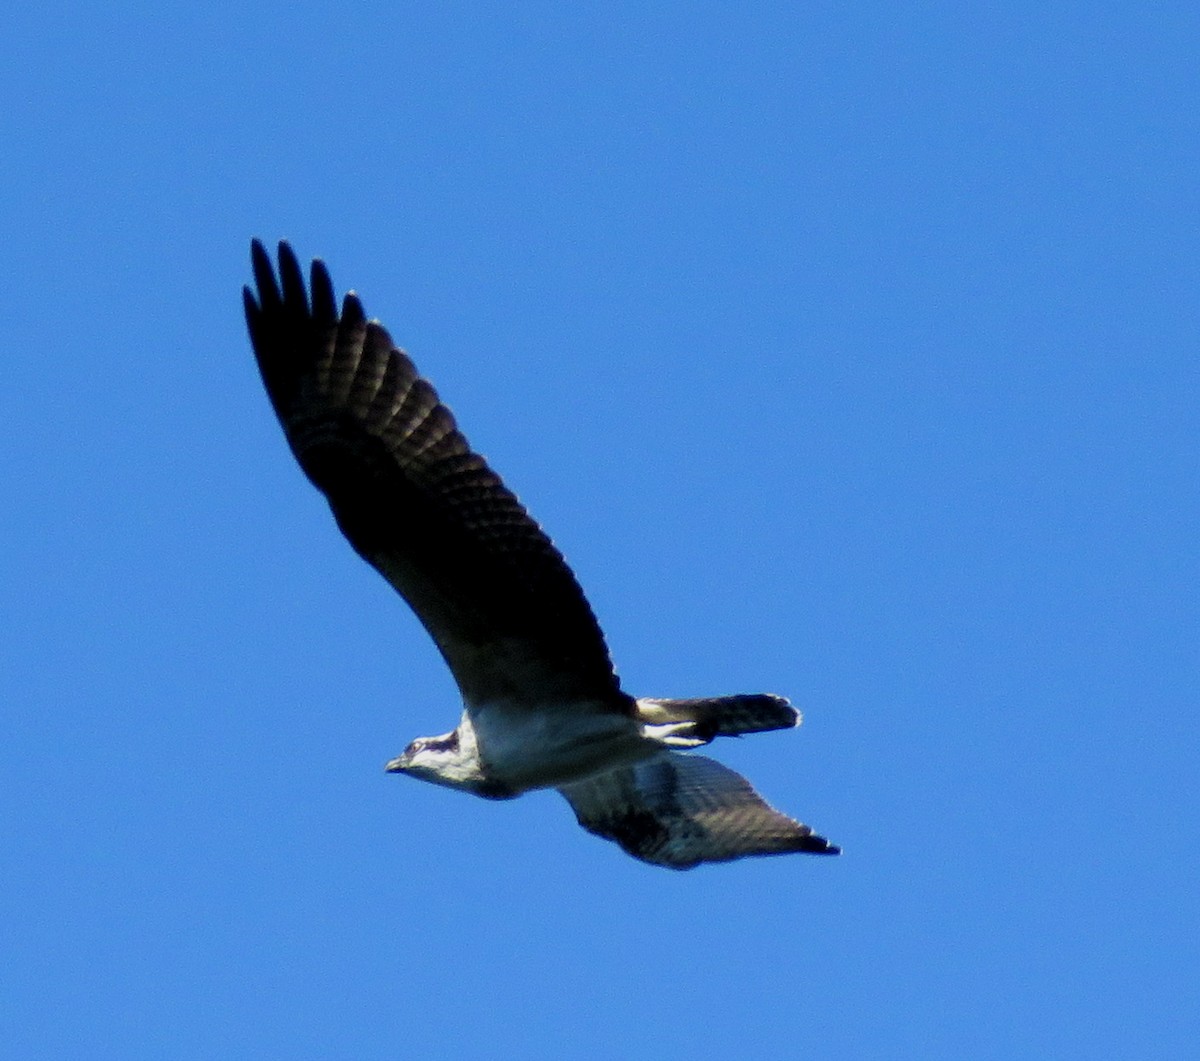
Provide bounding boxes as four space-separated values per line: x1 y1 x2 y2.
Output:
2 3 1195 1058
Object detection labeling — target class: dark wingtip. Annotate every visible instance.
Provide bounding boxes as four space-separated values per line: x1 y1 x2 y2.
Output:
277 241 308 315
249 238 280 310
247 240 338 325
804 835 841 856
242 286 261 333
310 258 337 322
341 291 366 326
249 237 270 275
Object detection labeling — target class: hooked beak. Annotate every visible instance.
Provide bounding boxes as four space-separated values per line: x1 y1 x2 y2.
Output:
384 754 407 773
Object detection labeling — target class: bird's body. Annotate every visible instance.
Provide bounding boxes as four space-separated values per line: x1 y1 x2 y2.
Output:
244 240 839 869
392 700 648 798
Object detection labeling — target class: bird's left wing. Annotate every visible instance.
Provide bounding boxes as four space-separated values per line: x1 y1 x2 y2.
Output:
243 241 625 709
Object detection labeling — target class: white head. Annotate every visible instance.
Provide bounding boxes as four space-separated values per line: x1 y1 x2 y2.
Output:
384 724 516 800
385 730 466 782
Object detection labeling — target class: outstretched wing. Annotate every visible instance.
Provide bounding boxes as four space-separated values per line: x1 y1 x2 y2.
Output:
559 753 839 869
244 240 624 708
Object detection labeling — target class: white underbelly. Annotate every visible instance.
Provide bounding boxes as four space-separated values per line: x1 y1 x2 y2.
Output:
469 701 650 791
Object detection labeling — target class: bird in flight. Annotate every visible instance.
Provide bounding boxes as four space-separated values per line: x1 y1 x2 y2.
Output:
244 240 839 869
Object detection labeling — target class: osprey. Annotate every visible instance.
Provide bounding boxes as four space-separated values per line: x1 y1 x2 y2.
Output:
244 241 839 869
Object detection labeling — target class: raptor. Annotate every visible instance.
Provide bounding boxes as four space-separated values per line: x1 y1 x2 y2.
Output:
244 241 839 869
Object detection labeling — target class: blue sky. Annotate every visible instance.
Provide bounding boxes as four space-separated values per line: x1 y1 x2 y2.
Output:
2 3 1195 1057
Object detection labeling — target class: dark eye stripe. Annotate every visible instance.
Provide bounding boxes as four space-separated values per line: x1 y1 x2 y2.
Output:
422 732 460 754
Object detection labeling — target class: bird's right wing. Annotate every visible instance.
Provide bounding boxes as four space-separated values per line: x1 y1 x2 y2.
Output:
559 753 839 869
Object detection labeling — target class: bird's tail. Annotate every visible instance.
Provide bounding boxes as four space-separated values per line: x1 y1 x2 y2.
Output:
635 694 800 748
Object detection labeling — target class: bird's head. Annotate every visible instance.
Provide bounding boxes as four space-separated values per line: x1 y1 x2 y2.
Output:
385 730 462 779
384 727 515 799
